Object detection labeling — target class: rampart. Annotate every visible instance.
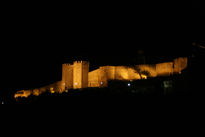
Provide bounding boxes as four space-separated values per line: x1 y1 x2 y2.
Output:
14 57 187 98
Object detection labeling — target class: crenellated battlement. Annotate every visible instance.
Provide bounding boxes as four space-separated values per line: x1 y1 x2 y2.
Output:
14 57 188 98
62 63 73 66
73 61 89 65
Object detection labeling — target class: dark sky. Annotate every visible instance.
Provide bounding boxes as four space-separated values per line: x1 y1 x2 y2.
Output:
2 2 204 96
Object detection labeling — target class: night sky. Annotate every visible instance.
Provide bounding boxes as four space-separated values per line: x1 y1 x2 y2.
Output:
2 2 204 96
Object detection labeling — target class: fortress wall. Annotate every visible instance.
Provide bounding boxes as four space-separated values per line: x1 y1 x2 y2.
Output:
108 66 116 80
15 81 64 98
115 66 149 80
88 68 107 87
99 67 108 87
101 66 116 80
88 69 100 87
30 81 63 96
14 57 188 98
101 66 143 81
62 64 73 90
73 62 82 89
73 61 89 89
115 66 130 80
127 67 141 80
46 81 64 93
14 90 32 98
156 62 174 76
33 89 41 96
136 64 157 77
82 62 89 88
173 57 188 73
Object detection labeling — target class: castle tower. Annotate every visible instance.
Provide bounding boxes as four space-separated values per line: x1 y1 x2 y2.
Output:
73 61 89 89
62 64 73 91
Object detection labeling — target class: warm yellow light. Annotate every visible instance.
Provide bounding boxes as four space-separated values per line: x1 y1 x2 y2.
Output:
141 74 147 79
14 57 187 99
14 90 31 98
50 87 55 93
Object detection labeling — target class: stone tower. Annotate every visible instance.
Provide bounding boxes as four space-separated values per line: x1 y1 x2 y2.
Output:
73 61 89 89
62 64 73 91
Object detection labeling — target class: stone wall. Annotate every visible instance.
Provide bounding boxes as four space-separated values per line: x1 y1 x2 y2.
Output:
15 81 63 98
14 57 188 98
73 61 82 89
156 62 174 76
62 64 73 90
73 61 89 89
127 67 142 80
173 57 188 74
115 66 129 80
136 64 157 77
14 90 32 98
88 67 107 87
100 66 116 80
82 61 89 88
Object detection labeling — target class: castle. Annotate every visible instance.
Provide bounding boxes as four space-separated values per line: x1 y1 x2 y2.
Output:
14 57 188 98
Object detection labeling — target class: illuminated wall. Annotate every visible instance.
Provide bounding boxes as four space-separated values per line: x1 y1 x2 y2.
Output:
115 66 129 80
81 61 89 88
88 67 107 87
73 61 89 89
88 65 148 87
100 66 115 80
156 62 174 76
127 67 142 80
14 57 188 98
136 64 157 77
62 64 73 90
14 90 32 98
173 57 188 74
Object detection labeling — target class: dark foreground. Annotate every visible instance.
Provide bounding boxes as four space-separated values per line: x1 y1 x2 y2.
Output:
2 73 205 137
7 71 201 104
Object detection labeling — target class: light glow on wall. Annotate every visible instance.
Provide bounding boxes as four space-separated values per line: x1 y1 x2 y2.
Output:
50 87 55 94
14 57 187 99
141 74 147 79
